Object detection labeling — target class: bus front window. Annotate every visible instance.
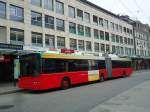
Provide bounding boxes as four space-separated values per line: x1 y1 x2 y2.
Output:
20 54 40 77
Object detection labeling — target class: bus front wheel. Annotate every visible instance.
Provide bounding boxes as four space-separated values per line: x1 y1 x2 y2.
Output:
61 78 71 90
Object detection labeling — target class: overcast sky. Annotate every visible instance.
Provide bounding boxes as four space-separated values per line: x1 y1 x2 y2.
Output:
89 0 150 24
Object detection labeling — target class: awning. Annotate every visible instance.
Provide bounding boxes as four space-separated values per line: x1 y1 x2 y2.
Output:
0 43 23 55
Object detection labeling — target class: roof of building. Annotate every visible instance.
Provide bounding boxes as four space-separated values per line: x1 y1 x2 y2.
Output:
79 0 132 24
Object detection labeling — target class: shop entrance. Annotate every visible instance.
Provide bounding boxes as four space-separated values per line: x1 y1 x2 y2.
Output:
0 55 14 83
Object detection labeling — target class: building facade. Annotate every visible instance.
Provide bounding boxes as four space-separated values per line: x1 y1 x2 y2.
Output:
133 21 150 57
0 0 134 55
120 15 150 70
0 0 136 82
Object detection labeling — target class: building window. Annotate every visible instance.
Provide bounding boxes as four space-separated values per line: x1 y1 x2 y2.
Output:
101 44 105 53
128 38 131 45
45 15 54 29
44 0 54 11
68 6 75 18
0 2 6 19
78 24 84 36
111 34 115 42
106 45 110 53
45 35 55 48
86 41 92 51
121 47 124 55
104 19 109 29
124 37 127 44
112 45 116 53
78 40 84 51
116 46 120 54
132 48 135 55
130 30 133 35
129 48 132 56
94 43 99 52
100 31 104 40
77 9 83 20
57 36 65 49
69 22 76 34
10 28 24 45
32 32 43 47
99 18 103 27
131 39 133 45
115 24 118 32
31 11 42 26
93 15 98 25
10 5 24 22
124 27 127 33
94 29 99 39
120 36 123 44
127 28 130 34
116 35 119 43
110 22 114 31
70 38 77 50
84 12 90 22
105 32 109 41
56 18 65 31
31 0 42 7
125 47 128 55
119 25 122 33
85 26 91 37
56 1 64 14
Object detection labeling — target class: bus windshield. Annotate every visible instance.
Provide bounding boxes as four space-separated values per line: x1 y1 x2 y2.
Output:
20 53 41 77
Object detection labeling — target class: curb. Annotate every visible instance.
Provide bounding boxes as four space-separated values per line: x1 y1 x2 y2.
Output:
0 89 22 96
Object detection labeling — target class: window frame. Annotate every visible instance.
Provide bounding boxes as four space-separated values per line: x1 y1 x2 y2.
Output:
0 1 6 19
56 18 65 31
45 15 54 29
10 28 24 45
31 11 42 26
56 0 64 15
31 32 43 47
10 5 24 22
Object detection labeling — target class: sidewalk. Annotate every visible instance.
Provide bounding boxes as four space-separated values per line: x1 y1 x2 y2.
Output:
0 83 21 95
90 79 150 112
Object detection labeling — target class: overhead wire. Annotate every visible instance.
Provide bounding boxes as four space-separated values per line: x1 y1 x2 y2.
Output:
116 0 138 19
132 0 150 24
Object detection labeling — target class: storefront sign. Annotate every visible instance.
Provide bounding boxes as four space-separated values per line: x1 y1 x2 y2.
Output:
61 49 75 54
0 43 23 50
24 46 48 51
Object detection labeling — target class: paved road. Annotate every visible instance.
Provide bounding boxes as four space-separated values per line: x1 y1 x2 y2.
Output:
0 71 150 112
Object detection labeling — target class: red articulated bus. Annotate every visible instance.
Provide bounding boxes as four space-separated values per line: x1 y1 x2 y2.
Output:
18 52 133 90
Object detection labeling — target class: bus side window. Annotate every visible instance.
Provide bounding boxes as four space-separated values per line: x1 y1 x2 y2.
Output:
42 59 66 74
68 60 77 72
89 60 99 70
98 60 106 69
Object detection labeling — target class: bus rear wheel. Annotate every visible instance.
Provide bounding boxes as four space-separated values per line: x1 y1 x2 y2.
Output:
61 78 71 90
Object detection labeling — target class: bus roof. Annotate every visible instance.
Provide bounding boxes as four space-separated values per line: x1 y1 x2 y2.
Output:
41 53 131 61
111 57 131 61
42 53 105 60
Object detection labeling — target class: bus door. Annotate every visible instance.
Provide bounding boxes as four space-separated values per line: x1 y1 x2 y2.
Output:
105 57 112 78
14 59 20 80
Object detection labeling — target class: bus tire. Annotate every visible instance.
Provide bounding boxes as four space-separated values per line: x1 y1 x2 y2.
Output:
61 78 71 90
100 75 105 82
